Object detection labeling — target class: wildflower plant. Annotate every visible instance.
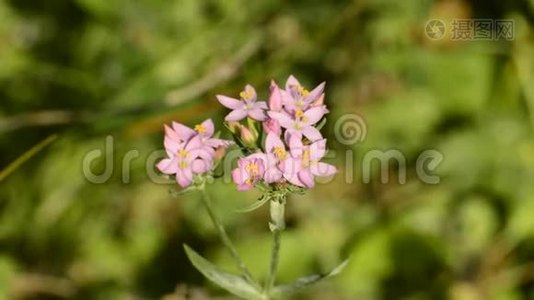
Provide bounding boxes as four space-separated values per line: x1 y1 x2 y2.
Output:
157 75 347 299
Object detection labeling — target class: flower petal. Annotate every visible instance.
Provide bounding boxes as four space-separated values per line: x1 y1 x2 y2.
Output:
255 101 268 110
281 157 301 178
164 137 182 157
285 75 301 91
263 119 282 136
298 170 315 188
189 147 214 162
191 159 211 174
301 126 322 142
157 158 178 174
309 139 327 160
310 162 337 177
231 168 243 184
176 168 193 187
200 119 214 137
281 89 294 107
268 81 283 111
185 135 203 150
264 167 283 183
304 106 326 125
225 109 248 121
268 111 294 129
164 124 181 141
288 134 304 157
172 122 196 141
266 132 284 153
217 95 243 109
248 108 267 121
304 81 325 103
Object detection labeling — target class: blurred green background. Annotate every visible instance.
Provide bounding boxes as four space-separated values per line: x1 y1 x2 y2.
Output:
2 0 534 299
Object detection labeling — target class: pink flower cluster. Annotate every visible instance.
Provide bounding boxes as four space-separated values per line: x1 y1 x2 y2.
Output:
218 75 337 190
157 119 233 187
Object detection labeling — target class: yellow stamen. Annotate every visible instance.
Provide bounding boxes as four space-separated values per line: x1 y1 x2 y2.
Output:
245 162 259 175
194 124 206 134
178 160 188 169
273 147 287 160
239 89 254 101
298 86 309 97
294 109 308 122
177 149 189 157
302 148 310 168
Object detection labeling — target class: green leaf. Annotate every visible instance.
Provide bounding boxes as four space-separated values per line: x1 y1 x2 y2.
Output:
183 244 263 300
236 195 269 213
272 258 349 297
169 185 197 198
315 117 327 131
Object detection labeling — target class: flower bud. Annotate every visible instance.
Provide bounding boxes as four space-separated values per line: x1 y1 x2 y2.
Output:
214 146 226 160
263 119 281 136
268 80 283 111
240 125 257 147
226 121 241 134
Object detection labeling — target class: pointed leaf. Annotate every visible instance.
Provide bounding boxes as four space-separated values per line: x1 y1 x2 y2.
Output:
169 185 197 198
236 195 269 213
272 258 349 297
183 244 263 300
315 118 327 131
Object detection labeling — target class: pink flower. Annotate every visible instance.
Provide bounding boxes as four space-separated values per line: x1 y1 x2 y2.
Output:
281 135 336 188
158 119 233 187
231 156 266 191
267 107 326 142
260 132 290 183
193 119 233 149
157 135 213 187
282 75 325 112
217 85 268 121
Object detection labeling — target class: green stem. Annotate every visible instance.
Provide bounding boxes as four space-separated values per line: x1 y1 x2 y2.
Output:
265 227 282 296
199 186 259 289
264 197 286 297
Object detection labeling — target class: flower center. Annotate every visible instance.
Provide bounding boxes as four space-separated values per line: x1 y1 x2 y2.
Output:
245 162 259 176
178 160 189 169
194 124 207 134
301 148 310 168
177 149 189 158
273 147 287 160
298 85 309 97
294 109 308 122
239 89 254 101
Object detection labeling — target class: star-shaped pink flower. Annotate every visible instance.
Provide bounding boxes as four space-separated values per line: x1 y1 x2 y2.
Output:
281 135 337 188
217 85 268 121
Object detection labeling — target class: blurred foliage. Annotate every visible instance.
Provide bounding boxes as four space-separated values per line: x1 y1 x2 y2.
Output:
1 0 534 299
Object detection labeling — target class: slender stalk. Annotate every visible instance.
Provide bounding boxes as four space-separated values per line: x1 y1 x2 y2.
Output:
265 227 282 296
264 197 286 297
199 186 259 288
